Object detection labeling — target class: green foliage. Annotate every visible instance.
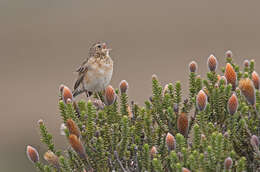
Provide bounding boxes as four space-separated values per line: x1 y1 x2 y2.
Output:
28 54 260 172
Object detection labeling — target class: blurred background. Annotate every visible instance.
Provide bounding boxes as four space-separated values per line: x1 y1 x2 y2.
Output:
1 0 260 171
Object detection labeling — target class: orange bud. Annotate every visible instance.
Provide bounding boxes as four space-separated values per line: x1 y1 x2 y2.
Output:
119 80 128 94
189 61 197 73
225 50 233 58
207 54 218 72
182 168 191 172
66 119 81 138
104 85 116 106
244 60 249 68
177 112 189 136
26 145 39 163
227 93 238 115
225 63 237 90
250 135 259 149
69 134 86 159
62 85 73 104
150 146 157 157
196 90 207 111
217 75 221 81
252 71 260 90
224 157 233 170
44 150 60 168
166 132 176 151
239 78 256 105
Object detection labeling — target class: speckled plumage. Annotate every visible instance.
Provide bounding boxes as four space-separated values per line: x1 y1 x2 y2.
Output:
73 42 113 97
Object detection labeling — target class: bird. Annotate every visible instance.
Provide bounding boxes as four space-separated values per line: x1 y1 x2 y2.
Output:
72 42 113 98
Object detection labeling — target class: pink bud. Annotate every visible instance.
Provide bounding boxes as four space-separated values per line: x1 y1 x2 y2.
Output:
177 112 189 136
207 54 218 72
252 71 260 90
239 78 256 105
166 132 176 151
250 135 259 148
119 80 129 94
61 85 73 104
225 50 233 58
225 63 237 90
228 93 238 115
196 90 207 111
189 61 197 73
26 145 39 163
104 85 117 106
224 157 233 169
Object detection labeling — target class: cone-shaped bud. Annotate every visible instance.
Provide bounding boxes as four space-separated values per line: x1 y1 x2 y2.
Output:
250 135 259 149
61 85 73 104
104 85 116 106
201 134 206 141
177 112 189 136
239 78 256 105
182 168 191 172
225 63 237 89
44 150 60 168
152 74 158 81
66 119 81 138
174 104 179 113
225 50 233 58
69 134 86 159
252 71 260 90
224 157 233 169
92 99 105 110
26 145 39 163
166 132 176 151
196 90 207 111
60 123 67 136
244 60 249 68
189 61 197 73
219 76 227 85
224 132 229 139
66 98 72 104
150 146 157 157
228 93 238 115
217 75 221 81
163 84 169 96
207 54 218 72
38 119 44 126
119 80 128 94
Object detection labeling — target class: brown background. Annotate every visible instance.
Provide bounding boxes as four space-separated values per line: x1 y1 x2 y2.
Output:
1 0 260 171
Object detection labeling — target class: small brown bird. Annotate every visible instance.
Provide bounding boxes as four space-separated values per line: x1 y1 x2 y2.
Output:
73 42 113 97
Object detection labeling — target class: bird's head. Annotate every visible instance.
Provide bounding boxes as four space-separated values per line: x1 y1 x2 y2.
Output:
89 42 111 58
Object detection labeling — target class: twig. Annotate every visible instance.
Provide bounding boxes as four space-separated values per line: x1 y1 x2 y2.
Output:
114 151 128 172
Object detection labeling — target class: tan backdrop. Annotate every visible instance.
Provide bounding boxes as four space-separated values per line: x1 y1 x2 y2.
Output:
1 0 260 171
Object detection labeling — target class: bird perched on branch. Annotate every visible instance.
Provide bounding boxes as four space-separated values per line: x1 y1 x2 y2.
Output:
73 42 113 98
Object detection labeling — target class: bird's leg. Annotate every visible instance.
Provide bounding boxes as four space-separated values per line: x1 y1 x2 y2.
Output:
82 82 91 98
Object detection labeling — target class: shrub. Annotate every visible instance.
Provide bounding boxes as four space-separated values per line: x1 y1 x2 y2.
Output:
27 51 260 172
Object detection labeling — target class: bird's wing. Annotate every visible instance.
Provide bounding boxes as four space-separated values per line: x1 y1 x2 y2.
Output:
74 59 89 90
